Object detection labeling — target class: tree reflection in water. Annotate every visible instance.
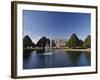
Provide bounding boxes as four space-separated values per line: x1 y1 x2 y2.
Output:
23 49 91 69
23 49 33 59
66 51 82 66
66 51 91 66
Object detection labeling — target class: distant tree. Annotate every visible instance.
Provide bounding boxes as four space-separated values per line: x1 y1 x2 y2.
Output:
79 39 83 47
46 38 50 46
67 33 80 48
36 36 50 48
82 35 91 48
52 40 56 47
23 35 35 48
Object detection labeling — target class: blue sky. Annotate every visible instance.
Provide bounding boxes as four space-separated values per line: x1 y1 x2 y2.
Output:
23 10 90 43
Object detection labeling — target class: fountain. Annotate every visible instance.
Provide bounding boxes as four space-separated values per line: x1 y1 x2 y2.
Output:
44 39 53 55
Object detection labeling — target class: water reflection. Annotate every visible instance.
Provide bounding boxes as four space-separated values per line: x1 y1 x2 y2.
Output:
36 49 45 53
66 51 81 66
23 50 91 69
78 52 91 66
23 49 33 59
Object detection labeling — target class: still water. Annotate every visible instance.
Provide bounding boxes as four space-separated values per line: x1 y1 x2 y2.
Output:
23 49 91 69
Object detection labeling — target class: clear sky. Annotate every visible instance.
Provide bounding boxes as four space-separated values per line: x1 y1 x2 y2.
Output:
23 10 90 43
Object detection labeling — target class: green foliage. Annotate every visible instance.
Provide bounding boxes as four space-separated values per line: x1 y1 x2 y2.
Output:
23 35 35 48
52 40 56 47
23 34 90 49
67 33 80 48
36 36 50 48
82 35 91 48
79 39 83 47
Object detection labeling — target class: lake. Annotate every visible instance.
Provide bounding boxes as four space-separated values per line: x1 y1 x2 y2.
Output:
23 49 91 69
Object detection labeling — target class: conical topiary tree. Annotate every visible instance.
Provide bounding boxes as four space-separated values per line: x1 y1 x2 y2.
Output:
79 39 83 47
67 33 80 48
23 35 35 48
52 40 56 47
82 35 91 48
36 36 50 48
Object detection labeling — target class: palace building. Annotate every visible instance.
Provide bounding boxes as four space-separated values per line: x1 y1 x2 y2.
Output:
54 39 67 48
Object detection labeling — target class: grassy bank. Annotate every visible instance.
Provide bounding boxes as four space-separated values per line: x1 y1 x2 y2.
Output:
56 48 91 52
23 47 90 52
23 47 43 50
